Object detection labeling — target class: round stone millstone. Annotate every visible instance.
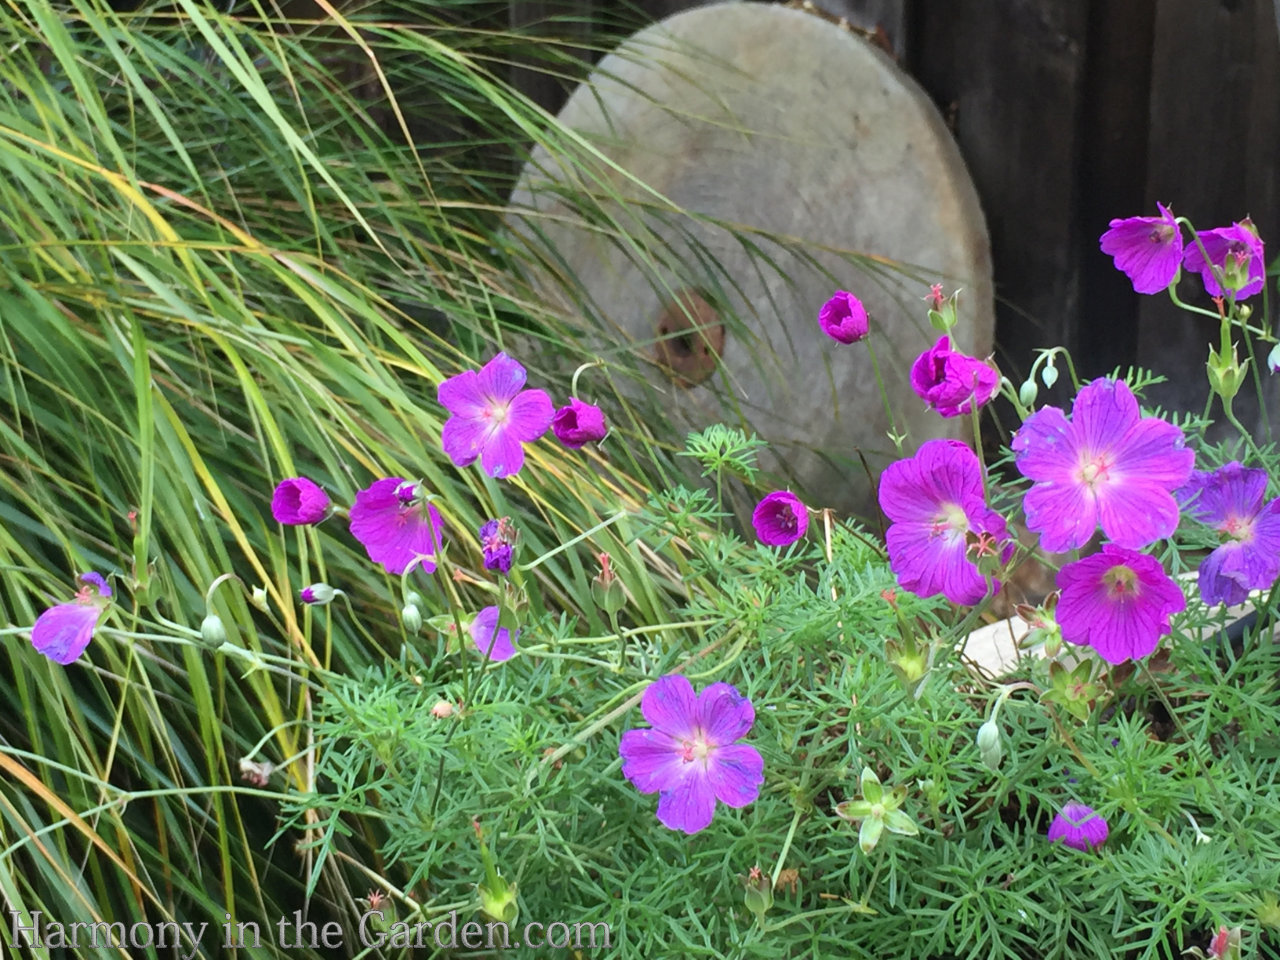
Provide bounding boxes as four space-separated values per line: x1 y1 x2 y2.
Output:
508 0 994 518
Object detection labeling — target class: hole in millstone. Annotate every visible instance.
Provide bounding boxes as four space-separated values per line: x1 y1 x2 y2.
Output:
651 288 725 387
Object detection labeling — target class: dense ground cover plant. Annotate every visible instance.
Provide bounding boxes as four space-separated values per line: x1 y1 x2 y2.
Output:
3 4 1280 960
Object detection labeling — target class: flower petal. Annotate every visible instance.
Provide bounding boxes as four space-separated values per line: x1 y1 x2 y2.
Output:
505 388 554 444
441 414 489 468
619 728 684 794
697 683 755 745
437 369 486 418
706 743 764 808
655 772 718 834
1072 378 1139 455
640 674 697 738
31 602 100 665
479 425 526 479
476 352 528 404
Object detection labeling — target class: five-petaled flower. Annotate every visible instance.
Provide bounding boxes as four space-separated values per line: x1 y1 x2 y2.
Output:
619 674 764 834
752 491 809 547
1012 378 1194 553
878 439 1012 605
818 291 870 344
551 398 608 449
1178 462 1280 606
909 336 999 418
31 572 112 665
1099 203 1184 295
1056 544 1186 663
1183 220 1266 300
1047 802 1109 851
438 353 554 478
470 606 518 662
271 477 330 525
348 478 445 576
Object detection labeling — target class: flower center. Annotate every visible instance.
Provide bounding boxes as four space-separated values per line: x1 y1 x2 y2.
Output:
933 502 968 537
679 732 712 764
1149 224 1174 245
1077 453 1111 489
1102 564 1140 601
485 401 511 426
772 506 797 533
1222 514 1254 542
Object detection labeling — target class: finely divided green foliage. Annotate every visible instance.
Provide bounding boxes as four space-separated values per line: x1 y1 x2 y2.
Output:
1 3 1279 959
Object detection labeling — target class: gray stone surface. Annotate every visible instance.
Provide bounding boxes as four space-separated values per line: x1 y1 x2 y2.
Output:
509 0 995 516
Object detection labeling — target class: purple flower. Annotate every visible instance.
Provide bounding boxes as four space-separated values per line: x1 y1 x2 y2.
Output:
438 353 554 478
551 398 607 449
1012 378 1194 553
348 478 445 575
878 439 1012 605
910 336 999 418
618 675 764 835
479 517 517 575
1056 544 1186 664
1178 462 1280 606
300 583 337 605
470 606 518 662
1099 203 1184 294
818 290 870 344
752 491 808 546
271 477 330 525
1183 220 1266 300
31 572 112 665
1047 802 1109 851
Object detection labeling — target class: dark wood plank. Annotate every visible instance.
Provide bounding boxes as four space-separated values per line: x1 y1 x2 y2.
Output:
1136 0 1280 426
912 0 1091 390
1076 0 1158 380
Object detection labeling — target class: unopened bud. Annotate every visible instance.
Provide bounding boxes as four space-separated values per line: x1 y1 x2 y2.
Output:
976 720 1003 771
591 552 627 615
1207 344 1247 403
431 700 456 719
199 613 228 649
1267 342 1280 375
402 602 423 635
300 583 337 606
1018 379 1039 407
1041 359 1059 389
249 586 269 612
742 865 773 925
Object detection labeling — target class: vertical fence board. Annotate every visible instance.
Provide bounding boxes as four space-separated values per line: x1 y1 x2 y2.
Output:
1137 0 1280 422
912 0 1090 383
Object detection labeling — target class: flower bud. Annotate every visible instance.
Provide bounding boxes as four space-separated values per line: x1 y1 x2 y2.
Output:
976 720 1003 771
249 586 269 612
1207 343 1247 403
431 700 456 719
300 583 337 606
1041 358 1059 389
199 613 228 649
1018 379 1039 407
591 552 627 615
1267 342 1280 375
401 601 423 635
742 866 773 926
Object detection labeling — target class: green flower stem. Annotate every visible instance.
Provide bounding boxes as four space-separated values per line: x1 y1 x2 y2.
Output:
431 550 472 707
769 807 804 892
570 358 603 398
970 402 988 502
866 334 904 455
519 511 628 573
1166 283 1221 321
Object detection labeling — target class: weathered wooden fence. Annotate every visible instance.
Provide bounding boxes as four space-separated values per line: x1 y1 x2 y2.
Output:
511 0 1280 419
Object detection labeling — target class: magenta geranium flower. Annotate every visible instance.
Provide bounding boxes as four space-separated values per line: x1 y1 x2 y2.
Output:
752 491 808 546
479 517 517 575
1182 220 1266 300
348 478 445 575
910 336 999 418
1099 203 1183 294
271 477 330 525
1012 378 1194 553
878 439 1012 605
470 606 518 661
1047 802 1108 851
551 398 607 449
31 572 112 665
618 674 764 835
1056 544 1185 663
438 353 554 478
818 290 870 344
1179 462 1280 606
